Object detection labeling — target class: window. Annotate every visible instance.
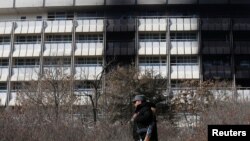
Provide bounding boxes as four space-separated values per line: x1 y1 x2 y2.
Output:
63 58 71 65
138 11 164 16
170 32 197 41
202 32 229 41
75 57 102 66
77 12 103 18
0 83 7 90
76 34 103 43
46 35 72 43
139 57 166 66
203 56 230 67
48 12 74 20
36 16 42 20
0 59 9 66
16 36 41 44
171 80 183 88
20 16 26 20
44 58 71 66
75 81 93 90
14 58 39 66
139 33 166 42
12 82 22 91
0 36 11 44
171 56 198 65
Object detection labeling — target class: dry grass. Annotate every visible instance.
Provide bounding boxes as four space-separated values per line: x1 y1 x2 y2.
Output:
0 99 249 141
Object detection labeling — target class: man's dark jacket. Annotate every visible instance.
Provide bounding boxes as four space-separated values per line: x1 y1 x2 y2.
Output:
133 102 158 141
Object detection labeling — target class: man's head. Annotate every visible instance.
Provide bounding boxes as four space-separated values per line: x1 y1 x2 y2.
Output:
132 95 146 107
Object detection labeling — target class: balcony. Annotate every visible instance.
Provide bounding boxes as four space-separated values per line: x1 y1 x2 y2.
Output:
44 43 72 57
170 18 198 31
201 18 230 31
171 41 198 55
0 21 13 35
203 66 232 79
234 41 250 54
202 41 230 54
14 20 43 34
0 44 11 57
43 67 71 77
45 20 73 33
11 67 39 81
107 19 135 32
139 65 167 77
75 42 103 56
236 69 250 79
106 41 135 56
74 93 92 105
138 18 167 31
0 92 7 106
8 92 17 106
138 40 167 55
13 44 41 57
0 67 9 82
237 88 250 101
75 66 102 80
233 18 250 31
171 65 200 79
76 19 104 32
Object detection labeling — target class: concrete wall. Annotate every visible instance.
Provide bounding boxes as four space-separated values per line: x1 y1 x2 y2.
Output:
75 0 104 6
45 0 73 7
15 0 43 8
106 0 136 5
0 0 14 8
168 0 197 4
137 0 166 5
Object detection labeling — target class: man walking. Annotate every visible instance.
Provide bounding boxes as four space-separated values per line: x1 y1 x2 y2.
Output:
131 95 158 141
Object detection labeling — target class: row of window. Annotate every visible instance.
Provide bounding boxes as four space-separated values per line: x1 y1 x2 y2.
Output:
2 79 250 91
3 34 250 44
17 12 104 21
14 58 39 66
0 59 8 66
139 56 167 64
170 56 198 64
0 81 99 91
139 56 199 65
0 37 11 44
1 57 250 67
139 33 197 41
1 33 198 44
1 35 104 44
0 58 103 67
16 36 41 43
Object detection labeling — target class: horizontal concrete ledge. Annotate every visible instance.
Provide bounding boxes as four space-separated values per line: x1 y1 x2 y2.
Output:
0 0 250 12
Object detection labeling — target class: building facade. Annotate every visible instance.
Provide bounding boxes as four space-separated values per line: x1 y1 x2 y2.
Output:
0 0 250 106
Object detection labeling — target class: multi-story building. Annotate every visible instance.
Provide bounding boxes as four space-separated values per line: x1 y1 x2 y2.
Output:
0 0 250 106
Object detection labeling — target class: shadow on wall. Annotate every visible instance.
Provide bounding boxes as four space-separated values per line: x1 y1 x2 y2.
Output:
106 0 136 5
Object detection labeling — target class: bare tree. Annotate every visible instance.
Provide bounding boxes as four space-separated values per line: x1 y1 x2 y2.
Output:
17 67 77 123
170 80 232 127
104 66 168 122
74 61 114 124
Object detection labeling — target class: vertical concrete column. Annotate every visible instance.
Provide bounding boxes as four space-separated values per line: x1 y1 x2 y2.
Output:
71 13 77 95
6 21 16 106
